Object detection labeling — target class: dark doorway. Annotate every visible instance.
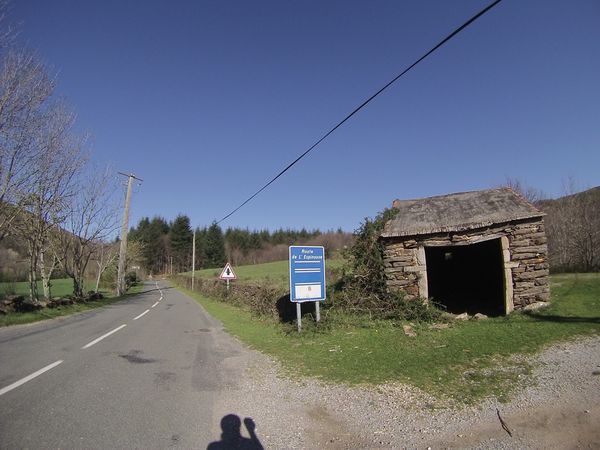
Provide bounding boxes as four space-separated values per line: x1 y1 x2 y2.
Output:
425 238 505 316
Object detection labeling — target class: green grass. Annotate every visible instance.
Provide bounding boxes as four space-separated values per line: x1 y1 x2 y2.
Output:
182 259 344 288
0 280 145 327
0 278 96 299
178 272 600 404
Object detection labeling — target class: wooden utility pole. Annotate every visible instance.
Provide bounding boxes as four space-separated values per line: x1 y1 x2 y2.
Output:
116 172 142 296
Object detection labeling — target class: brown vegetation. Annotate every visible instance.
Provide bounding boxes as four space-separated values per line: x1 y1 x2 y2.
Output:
538 186 600 272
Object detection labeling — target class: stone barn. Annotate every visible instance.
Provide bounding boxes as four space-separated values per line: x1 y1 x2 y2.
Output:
381 188 549 316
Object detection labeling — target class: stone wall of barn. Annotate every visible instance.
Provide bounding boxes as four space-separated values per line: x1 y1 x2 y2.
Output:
382 218 549 312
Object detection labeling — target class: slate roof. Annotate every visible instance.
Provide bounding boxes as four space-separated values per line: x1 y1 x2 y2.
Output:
381 188 544 238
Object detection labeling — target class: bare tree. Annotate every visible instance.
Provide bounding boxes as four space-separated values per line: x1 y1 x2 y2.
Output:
93 241 119 293
555 180 598 272
56 166 120 298
14 101 84 301
38 240 59 300
570 193 599 271
125 239 144 281
502 177 546 205
537 178 600 273
0 1 17 50
0 49 55 242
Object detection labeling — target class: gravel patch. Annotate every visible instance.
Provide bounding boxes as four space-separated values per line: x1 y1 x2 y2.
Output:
213 335 600 449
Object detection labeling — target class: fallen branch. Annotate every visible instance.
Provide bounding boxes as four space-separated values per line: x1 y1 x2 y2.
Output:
496 408 512 437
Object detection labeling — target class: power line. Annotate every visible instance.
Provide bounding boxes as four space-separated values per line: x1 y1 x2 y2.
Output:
216 0 503 225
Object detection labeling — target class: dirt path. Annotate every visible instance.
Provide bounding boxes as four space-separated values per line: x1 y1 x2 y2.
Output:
213 335 600 449
435 404 600 450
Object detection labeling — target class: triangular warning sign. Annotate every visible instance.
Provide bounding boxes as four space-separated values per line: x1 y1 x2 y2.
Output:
219 262 237 280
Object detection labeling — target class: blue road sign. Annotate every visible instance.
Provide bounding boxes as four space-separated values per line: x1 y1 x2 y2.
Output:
289 246 326 303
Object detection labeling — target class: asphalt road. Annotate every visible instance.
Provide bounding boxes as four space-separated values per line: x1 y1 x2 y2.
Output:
0 282 248 449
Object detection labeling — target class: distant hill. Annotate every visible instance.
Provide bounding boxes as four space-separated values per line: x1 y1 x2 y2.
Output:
537 186 600 272
537 186 600 208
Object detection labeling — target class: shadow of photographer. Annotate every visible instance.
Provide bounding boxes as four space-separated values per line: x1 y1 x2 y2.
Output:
207 414 263 450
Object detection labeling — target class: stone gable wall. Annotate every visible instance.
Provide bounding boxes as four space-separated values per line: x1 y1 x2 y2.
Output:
382 218 549 312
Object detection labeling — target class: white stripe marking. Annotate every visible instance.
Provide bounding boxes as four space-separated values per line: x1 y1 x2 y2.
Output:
82 324 127 349
151 301 159 308
155 281 163 300
0 360 63 396
133 309 150 320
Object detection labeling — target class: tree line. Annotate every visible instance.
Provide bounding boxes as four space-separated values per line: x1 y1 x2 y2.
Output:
128 215 352 275
127 179 600 278
0 9 122 302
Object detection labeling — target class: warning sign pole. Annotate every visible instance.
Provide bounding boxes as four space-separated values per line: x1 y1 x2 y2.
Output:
219 263 237 293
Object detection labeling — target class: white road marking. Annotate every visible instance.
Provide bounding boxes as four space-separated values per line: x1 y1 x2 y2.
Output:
155 281 164 301
133 309 150 320
0 360 64 396
81 324 127 349
2 284 165 396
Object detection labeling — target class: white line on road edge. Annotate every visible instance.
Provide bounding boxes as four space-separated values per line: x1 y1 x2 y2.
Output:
155 281 164 302
81 324 127 349
0 360 64 397
151 301 159 308
133 309 150 320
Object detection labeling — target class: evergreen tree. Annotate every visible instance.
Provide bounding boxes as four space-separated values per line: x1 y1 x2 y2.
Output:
204 222 226 268
130 216 170 274
169 214 192 272
194 226 207 269
149 217 170 273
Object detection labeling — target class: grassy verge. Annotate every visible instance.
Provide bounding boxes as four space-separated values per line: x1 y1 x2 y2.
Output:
0 278 96 299
0 281 145 327
177 273 600 404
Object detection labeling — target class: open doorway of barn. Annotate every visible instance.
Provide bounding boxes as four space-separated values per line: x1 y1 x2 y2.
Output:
425 238 506 316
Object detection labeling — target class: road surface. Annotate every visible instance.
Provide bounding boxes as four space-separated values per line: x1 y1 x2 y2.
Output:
0 282 249 449
3 282 598 449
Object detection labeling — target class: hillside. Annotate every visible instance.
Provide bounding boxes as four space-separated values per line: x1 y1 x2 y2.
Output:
182 258 345 289
0 232 30 282
537 185 600 209
537 186 600 272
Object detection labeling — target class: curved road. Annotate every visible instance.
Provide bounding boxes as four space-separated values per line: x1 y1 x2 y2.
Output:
0 282 247 449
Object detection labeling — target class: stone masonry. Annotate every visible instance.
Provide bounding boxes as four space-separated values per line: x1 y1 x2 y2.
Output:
383 218 549 312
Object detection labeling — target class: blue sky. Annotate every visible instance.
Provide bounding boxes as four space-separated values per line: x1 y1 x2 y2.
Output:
10 0 600 232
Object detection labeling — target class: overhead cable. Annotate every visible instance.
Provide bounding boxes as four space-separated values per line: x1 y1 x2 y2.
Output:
217 0 503 224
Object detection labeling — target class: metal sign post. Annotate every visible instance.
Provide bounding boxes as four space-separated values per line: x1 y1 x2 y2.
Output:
219 262 237 292
289 246 326 332
296 303 302 330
